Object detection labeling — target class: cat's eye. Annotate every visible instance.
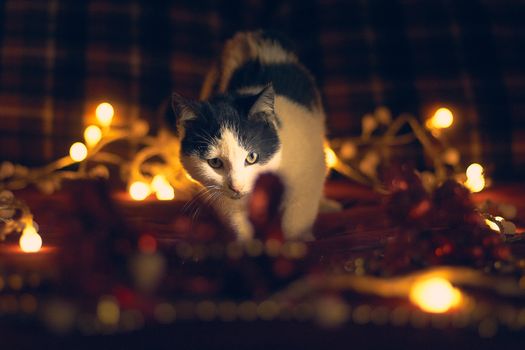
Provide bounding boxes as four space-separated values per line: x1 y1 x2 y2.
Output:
245 152 259 165
207 158 223 169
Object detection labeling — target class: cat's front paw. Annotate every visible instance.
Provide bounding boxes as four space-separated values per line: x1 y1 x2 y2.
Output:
231 212 254 242
235 224 254 242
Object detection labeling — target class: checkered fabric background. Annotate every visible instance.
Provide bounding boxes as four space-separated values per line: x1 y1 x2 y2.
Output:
0 0 523 179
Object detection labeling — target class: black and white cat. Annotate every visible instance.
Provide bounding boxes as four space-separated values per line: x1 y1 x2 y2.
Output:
170 31 328 241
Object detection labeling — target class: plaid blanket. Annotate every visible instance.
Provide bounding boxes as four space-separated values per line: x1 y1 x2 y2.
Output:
0 0 523 179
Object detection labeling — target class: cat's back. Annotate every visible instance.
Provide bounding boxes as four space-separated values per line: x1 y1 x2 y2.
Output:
200 30 327 182
202 31 323 113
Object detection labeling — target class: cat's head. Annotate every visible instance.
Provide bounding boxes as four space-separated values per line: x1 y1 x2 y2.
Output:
171 85 282 200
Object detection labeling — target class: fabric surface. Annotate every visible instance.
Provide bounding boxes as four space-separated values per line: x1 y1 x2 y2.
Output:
0 0 523 179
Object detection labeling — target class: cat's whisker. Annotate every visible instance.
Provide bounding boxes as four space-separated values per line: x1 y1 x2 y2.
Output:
194 131 217 145
181 187 212 216
190 187 221 223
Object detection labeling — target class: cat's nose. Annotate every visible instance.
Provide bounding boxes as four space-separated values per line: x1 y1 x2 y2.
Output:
228 183 241 194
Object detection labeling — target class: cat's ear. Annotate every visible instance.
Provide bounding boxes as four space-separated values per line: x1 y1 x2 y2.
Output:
249 84 275 117
171 92 197 129
249 84 279 127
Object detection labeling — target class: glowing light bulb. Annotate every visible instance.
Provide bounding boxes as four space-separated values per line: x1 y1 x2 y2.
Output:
151 175 168 192
409 277 462 313
19 225 43 253
464 163 485 193
84 125 102 147
151 175 175 201
129 181 151 201
466 163 483 178
426 107 454 130
69 142 88 162
156 186 175 201
464 177 485 193
95 102 114 127
325 147 338 168
485 219 501 233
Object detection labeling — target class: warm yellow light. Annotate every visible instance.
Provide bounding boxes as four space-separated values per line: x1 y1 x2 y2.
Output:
19 225 43 253
426 108 454 129
84 125 102 147
485 219 501 233
151 175 168 192
340 141 357 160
466 163 483 178
151 175 175 201
95 102 114 127
409 277 462 313
464 176 485 193
69 142 88 162
156 186 175 201
129 181 151 201
464 163 485 193
325 147 338 168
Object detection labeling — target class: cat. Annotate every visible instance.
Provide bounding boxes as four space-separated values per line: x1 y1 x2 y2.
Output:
170 30 328 241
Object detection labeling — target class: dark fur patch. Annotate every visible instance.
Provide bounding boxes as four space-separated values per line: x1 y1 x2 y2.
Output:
178 94 281 165
228 60 318 109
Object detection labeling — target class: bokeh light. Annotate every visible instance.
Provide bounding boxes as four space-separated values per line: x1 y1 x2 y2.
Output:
465 176 485 193
325 147 338 168
138 234 157 254
97 296 120 325
151 175 175 201
19 225 43 253
83 125 102 147
340 141 357 160
464 163 485 193
485 219 501 233
95 102 114 127
129 181 151 201
409 277 462 313
426 107 454 129
69 142 88 162
466 163 483 178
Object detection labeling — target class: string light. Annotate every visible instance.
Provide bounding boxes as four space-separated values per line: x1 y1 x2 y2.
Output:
19 224 43 253
129 181 151 201
464 163 485 193
466 163 483 178
95 102 114 127
83 125 102 147
69 142 88 162
325 146 338 168
409 277 462 313
426 107 454 130
156 186 174 201
340 141 357 160
151 175 175 201
484 219 501 233
465 176 485 193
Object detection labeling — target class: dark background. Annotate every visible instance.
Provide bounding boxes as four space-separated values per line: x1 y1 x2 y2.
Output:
0 0 523 180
